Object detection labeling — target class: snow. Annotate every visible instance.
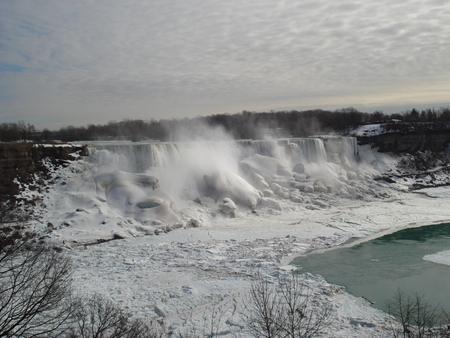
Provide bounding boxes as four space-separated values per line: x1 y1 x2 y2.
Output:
14 139 450 336
93 171 180 224
351 124 385 137
33 143 84 147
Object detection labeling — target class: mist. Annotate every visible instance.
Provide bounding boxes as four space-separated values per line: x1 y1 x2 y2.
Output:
77 121 382 229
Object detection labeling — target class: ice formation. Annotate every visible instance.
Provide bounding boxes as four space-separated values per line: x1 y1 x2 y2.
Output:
423 250 450 266
94 171 179 224
84 137 368 224
39 136 391 242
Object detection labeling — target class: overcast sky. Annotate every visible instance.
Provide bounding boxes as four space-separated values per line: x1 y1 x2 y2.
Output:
1 0 449 130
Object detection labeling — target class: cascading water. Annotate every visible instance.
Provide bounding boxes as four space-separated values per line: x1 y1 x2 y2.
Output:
285 138 328 165
87 142 186 172
322 136 358 164
87 136 356 173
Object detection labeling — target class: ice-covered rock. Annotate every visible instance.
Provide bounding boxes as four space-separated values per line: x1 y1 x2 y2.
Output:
259 197 282 211
203 169 262 209
293 162 306 174
261 189 275 197
240 154 294 187
293 173 307 181
219 198 237 217
94 171 180 224
238 166 271 190
314 183 328 193
292 181 315 192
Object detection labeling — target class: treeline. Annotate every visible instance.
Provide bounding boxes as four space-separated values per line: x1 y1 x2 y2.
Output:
2 107 450 142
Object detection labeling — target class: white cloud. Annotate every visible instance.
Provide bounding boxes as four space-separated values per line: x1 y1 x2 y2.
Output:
0 0 449 129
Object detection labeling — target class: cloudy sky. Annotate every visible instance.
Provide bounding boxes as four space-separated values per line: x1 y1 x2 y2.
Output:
1 0 449 130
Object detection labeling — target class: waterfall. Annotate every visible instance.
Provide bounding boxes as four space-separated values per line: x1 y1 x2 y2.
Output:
322 136 359 163
285 138 328 164
87 142 185 172
86 136 358 173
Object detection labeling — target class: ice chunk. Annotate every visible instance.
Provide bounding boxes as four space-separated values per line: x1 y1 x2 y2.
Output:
423 250 450 266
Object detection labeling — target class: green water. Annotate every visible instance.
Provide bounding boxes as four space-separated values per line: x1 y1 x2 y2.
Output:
292 223 450 311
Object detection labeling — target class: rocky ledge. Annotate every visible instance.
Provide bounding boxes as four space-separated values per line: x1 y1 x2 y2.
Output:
355 122 450 152
0 143 88 218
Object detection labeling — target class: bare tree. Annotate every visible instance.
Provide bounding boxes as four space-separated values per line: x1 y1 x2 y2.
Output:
67 293 160 338
0 231 74 337
385 289 441 338
246 273 331 338
246 277 283 338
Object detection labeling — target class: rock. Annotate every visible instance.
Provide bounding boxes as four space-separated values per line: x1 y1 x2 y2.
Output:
355 122 450 152
0 143 88 209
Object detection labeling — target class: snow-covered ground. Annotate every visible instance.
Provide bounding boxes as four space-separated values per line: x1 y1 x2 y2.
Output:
16 140 450 337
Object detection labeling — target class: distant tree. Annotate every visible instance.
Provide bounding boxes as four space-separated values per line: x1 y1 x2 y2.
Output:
390 113 404 121
41 128 53 141
371 110 385 122
438 107 450 122
404 109 420 122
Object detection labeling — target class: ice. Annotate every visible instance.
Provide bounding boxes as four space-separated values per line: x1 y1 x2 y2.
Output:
13 136 450 337
94 171 180 224
423 250 450 266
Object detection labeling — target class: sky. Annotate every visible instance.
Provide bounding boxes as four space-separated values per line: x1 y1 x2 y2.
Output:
1 0 449 130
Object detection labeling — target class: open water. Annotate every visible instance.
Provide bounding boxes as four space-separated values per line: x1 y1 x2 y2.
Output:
293 222 450 311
